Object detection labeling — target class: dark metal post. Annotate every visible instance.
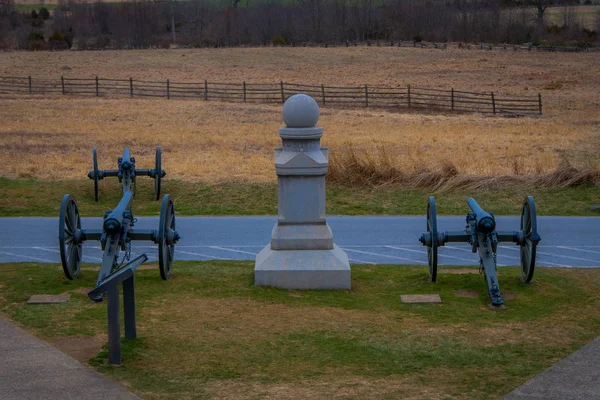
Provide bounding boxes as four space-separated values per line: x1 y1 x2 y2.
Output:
167 79 170 100
451 88 454 111
538 93 542 115
364 84 369 107
491 92 496 114
129 77 133 97
61 76 65 95
243 81 246 102
123 276 136 340
107 285 121 365
407 85 411 108
28 76 32 94
95 76 99 97
321 84 326 105
280 81 285 104
204 80 208 101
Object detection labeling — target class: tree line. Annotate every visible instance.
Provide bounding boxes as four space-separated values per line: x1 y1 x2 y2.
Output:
0 0 598 51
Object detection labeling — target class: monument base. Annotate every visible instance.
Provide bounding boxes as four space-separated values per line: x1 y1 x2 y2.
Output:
254 244 351 289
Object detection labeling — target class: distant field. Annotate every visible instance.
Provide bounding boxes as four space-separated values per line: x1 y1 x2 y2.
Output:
0 47 598 185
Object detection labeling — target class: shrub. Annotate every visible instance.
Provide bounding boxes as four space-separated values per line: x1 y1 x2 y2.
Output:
28 31 44 41
271 35 285 46
39 7 50 20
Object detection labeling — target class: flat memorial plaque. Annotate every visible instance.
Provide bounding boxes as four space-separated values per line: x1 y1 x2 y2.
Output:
27 294 71 305
400 294 442 304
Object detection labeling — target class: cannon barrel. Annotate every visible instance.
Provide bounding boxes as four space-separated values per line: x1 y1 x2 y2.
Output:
466 197 496 234
103 191 134 233
121 148 133 171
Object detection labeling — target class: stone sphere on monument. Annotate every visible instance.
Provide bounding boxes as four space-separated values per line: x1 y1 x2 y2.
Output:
282 94 320 128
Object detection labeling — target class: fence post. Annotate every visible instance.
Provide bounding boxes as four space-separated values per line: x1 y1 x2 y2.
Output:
243 81 246 102
28 76 32 94
61 76 65 95
129 77 133 97
364 84 369 107
321 84 326 105
95 76 99 97
280 81 285 104
204 80 208 101
491 92 496 115
167 79 170 100
451 88 454 111
538 93 542 115
407 84 411 108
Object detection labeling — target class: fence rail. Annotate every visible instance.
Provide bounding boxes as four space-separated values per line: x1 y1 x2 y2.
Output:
0 75 542 115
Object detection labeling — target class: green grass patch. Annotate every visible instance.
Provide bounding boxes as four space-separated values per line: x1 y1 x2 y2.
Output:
14 3 59 12
1 261 600 399
1 177 599 217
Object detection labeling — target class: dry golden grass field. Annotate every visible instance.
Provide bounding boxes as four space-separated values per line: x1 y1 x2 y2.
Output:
0 47 599 187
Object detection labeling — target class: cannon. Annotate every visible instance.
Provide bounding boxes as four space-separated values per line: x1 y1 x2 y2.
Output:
419 196 541 308
59 147 180 284
88 146 166 201
58 147 180 364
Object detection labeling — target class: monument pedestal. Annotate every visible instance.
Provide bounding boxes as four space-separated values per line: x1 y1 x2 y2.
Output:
255 244 351 289
254 93 351 290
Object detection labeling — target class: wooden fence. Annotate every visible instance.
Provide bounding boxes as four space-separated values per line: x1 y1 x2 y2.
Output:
289 40 598 53
0 75 543 115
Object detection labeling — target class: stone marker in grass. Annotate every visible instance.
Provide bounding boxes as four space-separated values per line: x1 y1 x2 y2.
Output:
255 94 351 289
400 294 442 303
27 294 71 304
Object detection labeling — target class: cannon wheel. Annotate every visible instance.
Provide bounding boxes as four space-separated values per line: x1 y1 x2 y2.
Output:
520 196 538 283
158 194 175 280
59 194 82 280
427 196 439 282
154 146 162 201
92 148 99 202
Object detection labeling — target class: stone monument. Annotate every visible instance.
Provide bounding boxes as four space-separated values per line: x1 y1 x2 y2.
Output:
254 94 351 289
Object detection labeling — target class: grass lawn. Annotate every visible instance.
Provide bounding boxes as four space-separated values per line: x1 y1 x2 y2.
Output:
1 177 599 217
1 261 599 399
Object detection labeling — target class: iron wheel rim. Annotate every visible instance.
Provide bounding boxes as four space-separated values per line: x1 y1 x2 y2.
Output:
59 194 82 280
93 148 99 202
154 146 162 201
158 194 175 280
520 196 538 283
427 196 438 282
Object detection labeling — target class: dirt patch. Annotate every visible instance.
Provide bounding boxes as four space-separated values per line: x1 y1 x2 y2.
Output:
441 268 479 275
203 375 447 400
454 289 480 298
140 296 454 344
47 334 106 363
503 291 516 300
70 287 93 296
137 264 157 271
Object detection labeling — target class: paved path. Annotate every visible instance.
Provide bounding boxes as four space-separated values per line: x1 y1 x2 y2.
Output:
504 337 600 399
1 216 599 267
0 317 139 400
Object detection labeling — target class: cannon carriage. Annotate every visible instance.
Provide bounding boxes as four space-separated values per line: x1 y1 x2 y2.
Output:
419 196 541 307
58 147 180 364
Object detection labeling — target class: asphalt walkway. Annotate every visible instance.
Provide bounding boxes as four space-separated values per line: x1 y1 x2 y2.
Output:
0 317 139 400
504 337 600 399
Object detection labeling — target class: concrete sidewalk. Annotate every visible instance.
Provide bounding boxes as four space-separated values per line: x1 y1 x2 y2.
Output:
0 317 139 400
504 337 600 399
